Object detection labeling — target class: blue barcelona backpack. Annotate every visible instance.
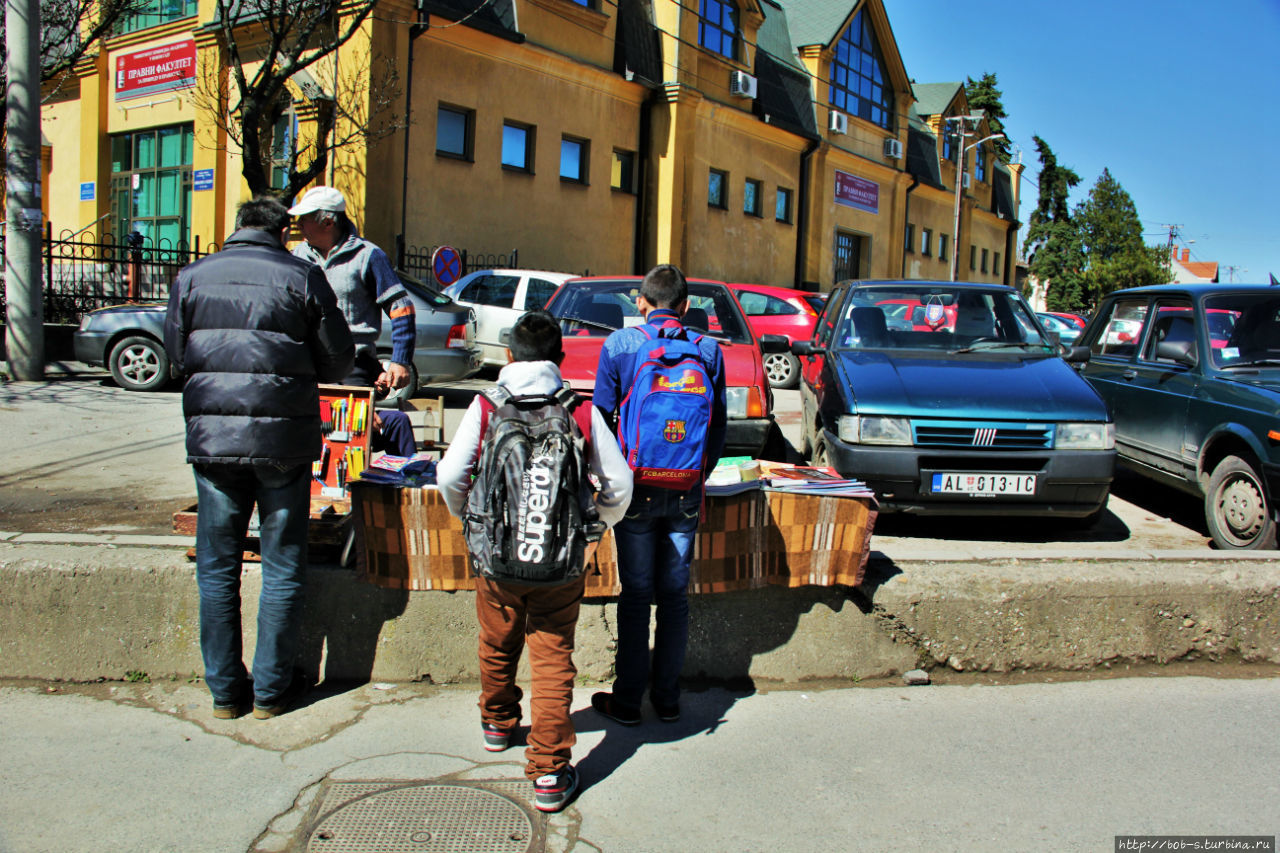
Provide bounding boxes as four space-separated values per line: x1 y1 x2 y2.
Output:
617 323 715 490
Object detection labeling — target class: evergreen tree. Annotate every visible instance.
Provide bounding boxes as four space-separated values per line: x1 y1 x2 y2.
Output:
1024 136 1086 312
964 73 1012 164
1073 169 1171 302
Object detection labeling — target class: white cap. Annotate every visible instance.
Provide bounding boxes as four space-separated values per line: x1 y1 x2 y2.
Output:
287 186 346 217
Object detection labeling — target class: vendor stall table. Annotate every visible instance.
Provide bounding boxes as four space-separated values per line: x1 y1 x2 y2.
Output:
352 486 877 596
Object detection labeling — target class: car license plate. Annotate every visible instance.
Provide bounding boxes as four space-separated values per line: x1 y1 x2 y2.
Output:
931 472 1037 495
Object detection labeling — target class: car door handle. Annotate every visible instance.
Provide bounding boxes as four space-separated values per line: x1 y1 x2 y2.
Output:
1122 369 1137 380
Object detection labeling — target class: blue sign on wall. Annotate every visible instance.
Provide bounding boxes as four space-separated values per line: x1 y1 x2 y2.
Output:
194 169 215 192
80 182 95 201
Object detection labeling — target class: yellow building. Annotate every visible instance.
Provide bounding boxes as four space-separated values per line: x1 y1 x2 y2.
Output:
40 0 1020 291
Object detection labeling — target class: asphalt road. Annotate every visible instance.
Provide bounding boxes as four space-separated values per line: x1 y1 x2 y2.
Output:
0 371 1213 552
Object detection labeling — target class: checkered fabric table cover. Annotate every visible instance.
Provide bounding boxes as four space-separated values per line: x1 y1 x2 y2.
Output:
352 485 876 595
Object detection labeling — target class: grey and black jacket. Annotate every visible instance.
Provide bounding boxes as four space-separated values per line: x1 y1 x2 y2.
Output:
164 228 355 466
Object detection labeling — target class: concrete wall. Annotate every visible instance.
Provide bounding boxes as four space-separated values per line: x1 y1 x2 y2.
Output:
4 543 1278 686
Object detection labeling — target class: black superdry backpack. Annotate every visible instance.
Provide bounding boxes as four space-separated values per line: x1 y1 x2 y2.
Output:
463 385 602 585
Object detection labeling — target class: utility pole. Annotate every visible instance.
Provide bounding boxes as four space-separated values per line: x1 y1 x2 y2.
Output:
5 0 45 380
944 114 1000 282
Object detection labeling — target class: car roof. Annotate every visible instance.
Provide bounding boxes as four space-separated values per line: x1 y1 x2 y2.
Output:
1102 283 1280 298
840 278 1018 293
728 282 814 296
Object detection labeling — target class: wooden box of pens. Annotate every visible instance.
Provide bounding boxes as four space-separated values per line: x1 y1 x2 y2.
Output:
312 384 376 509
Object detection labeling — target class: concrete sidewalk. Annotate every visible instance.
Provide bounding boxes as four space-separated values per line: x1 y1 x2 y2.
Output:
2 675 1279 852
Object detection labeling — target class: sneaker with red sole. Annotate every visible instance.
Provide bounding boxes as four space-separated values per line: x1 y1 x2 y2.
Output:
482 722 512 752
533 764 578 813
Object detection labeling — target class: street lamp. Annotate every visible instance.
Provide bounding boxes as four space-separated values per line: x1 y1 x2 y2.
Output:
945 115 1004 281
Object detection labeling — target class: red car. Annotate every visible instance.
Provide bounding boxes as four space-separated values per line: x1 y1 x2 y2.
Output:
545 276 787 458
728 282 826 389
1046 311 1089 330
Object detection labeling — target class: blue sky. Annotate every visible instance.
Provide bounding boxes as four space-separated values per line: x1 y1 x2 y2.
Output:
883 0 1280 282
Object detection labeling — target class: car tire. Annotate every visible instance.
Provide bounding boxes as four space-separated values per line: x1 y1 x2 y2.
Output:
764 352 800 390
1205 455 1277 550
811 435 830 468
109 335 170 392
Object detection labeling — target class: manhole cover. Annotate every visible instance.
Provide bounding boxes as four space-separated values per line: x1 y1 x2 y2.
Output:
307 784 535 853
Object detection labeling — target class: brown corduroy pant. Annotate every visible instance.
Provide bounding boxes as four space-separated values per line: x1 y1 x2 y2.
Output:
474 575 584 780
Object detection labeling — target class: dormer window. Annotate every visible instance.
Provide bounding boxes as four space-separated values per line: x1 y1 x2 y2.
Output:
699 0 739 61
829 9 893 131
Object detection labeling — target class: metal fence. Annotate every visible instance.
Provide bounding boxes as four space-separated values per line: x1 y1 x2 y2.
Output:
396 240 520 285
0 223 217 324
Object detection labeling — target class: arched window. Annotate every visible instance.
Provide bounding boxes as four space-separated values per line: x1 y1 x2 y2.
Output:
829 9 894 131
699 0 739 61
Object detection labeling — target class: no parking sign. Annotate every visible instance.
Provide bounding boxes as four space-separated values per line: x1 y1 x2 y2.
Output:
431 246 462 287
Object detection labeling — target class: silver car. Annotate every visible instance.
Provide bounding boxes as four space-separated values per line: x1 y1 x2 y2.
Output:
443 269 575 368
73 270 481 393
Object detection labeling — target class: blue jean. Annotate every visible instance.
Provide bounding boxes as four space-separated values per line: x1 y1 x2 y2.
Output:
193 462 310 707
611 486 700 710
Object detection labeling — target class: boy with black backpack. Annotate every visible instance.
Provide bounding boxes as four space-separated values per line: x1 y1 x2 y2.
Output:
590 264 726 727
437 310 632 813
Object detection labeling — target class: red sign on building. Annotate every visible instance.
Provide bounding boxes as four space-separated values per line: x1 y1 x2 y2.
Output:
834 170 880 214
114 40 196 101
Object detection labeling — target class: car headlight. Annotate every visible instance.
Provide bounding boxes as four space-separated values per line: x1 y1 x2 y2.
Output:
1056 422 1114 450
79 315 94 332
837 415 912 445
725 387 766 419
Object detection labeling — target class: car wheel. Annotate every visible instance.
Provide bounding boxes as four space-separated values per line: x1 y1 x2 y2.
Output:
764 352 800 389
811 435 830 468
1204 455 1277 550
109 335 170 392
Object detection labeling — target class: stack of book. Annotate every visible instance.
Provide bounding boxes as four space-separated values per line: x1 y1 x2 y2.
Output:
356 453 438 487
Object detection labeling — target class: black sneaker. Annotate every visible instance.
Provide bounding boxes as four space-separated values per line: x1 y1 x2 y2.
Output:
591 692 640 726
482 722 512 752
533 764 579 813
652 700 680 723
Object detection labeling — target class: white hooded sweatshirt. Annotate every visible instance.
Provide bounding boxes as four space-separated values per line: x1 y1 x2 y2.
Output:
437 360 633 529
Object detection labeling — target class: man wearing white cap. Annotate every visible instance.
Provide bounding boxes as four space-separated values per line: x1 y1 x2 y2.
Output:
289 186 416 457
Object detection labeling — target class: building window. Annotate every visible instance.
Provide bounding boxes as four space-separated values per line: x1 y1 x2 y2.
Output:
939 233 949 261
905 223 915 253
943 124 959 162
698 0 739 61
567 0 592 6
437 105 473 160
981 248 989 274
708 168 727 209
975 147 987 182
267 109 298 191
744 179 762 217
970 245 977 271
611 149 636 193
502 122 534 172
560 136 588 183
921 228 932 256
109 124 194 247
775 187 793 223
834 230 862 281
829 9 894 131
118 0 197 34
993 251 1001 277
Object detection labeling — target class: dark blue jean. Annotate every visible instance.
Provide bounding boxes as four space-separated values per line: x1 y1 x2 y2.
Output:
611 486 700 710
193 462 310 707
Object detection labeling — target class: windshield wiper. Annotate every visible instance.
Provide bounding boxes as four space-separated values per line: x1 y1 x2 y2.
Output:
1221 358 1280 368
948 341 1042 354
560 315 618 333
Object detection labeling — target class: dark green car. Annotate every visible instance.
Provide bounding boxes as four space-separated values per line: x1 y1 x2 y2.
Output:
1079 283 1280 550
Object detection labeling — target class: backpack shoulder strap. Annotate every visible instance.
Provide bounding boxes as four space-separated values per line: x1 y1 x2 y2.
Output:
472 386 511 467
554 385 594 456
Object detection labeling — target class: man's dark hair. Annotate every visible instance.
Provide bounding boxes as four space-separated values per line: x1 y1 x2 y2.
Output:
640 263 688 309
235 196 291 234
509 310 563 363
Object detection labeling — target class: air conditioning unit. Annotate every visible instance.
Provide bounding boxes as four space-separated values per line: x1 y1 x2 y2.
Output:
829 110 848 135
962 172 971 188
730 70 758 99
883 137 903 159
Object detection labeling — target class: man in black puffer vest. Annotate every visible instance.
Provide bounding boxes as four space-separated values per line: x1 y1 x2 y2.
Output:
164 196 354 721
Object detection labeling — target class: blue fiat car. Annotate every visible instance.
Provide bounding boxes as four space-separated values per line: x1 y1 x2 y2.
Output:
793 280 1115 523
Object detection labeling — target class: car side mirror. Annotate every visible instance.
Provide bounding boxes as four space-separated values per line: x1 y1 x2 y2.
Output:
758 334 789 354
1156 338 1197 367
1062 345 1091 364
791 340 824 356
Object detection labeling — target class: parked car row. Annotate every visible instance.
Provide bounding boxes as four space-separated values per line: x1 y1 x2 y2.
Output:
74 270 482 396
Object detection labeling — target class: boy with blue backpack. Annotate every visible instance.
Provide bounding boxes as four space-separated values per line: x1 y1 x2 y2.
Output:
590 264 727 726
437 310 632 812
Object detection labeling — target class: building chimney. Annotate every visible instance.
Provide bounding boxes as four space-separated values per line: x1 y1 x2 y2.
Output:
1182 249 1190 262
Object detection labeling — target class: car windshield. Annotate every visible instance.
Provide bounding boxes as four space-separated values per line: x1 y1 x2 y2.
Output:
1206 293 1280 369
398 272 453 307
549 281 752 343
834 285 1053 354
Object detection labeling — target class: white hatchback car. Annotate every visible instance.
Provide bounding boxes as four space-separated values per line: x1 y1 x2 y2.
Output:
444 269 575 368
